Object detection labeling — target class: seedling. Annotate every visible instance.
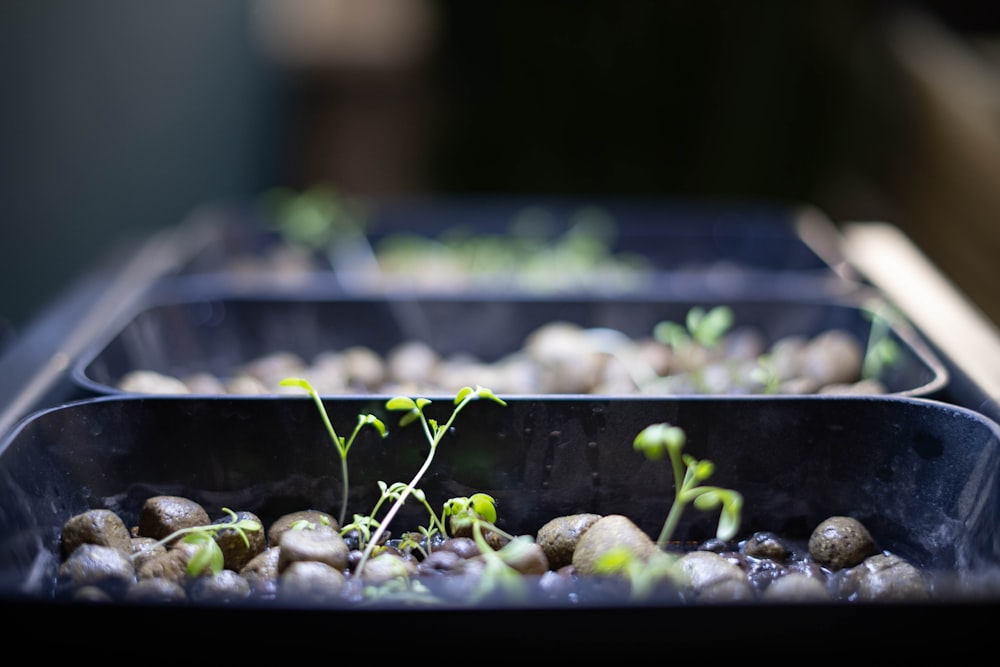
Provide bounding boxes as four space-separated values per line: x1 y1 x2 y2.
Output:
442 492 502 537
131 507 262 577
339 513 377 551
632 422 743 548
343 481 448 552
397 527 436 560
353 386 507 576
592 423 743 599
653 305 734 353
262 184 369 254
279 377 387 527
443 492 530 602
650 305 734 392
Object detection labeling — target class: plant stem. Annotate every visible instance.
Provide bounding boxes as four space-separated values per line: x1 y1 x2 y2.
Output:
354 394 473 576
305 388 350 528
657 497 687 549
356 449 436 576
657 444 692 548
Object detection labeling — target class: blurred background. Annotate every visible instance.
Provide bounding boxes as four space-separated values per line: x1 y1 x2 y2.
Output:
3 0 1000 338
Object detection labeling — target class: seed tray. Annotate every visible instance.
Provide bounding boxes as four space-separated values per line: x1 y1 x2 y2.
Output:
70 288 948 399
0 395 997 642
174 196 856 299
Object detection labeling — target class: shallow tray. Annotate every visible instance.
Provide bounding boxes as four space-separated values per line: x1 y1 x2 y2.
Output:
72 290 948 399
175 196 857 299
0 395 998 642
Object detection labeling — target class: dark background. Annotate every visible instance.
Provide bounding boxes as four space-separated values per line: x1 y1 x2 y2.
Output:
2 0 999 338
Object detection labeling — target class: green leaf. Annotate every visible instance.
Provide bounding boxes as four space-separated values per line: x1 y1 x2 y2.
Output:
686 306 705 334
386 396 417 411
442 497 466 518
470 493 498 523
716 492 743 541
186 539 224 576
470 386 507 406
632 422 686 461
693 305 733 347
653 321 688 348
279 377 312 391
692 459 715 482
692 489 721 511
360 414 388 437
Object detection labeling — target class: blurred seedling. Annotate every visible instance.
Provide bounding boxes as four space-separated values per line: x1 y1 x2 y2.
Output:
653 305 735 356
651 305 734 392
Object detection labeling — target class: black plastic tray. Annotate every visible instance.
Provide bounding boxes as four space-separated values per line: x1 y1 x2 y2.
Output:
72 290 948 399
175 196 857 299
1 395 998 641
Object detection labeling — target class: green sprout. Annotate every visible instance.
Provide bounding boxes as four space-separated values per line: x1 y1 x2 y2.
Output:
279 377 387 527
653 305 734 352
131 508 262 577
262 184 369 254
397 527 437 561
442 492 500 537
650 305 735 393
343 481 448 554
442 492 530 602
633 422 743 548
353 386 507 577
339 513 378 552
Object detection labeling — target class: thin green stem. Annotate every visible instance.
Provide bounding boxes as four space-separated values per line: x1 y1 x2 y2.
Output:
355 395 473 576
657 497 687 548
355 441 437 576
305 388 350 527
658 459 694 548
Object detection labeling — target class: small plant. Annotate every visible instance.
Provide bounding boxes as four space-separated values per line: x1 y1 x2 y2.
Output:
592 422 744 599
131 508 262 577
650 305 734 393
353 385 507 576
653 305 734 353
441 492 501 537
632 422 743 548
262 184 369 255
596 423 743 599
338 513 378 551
442 492 532 602
343 481 448 553
279 377 387 527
